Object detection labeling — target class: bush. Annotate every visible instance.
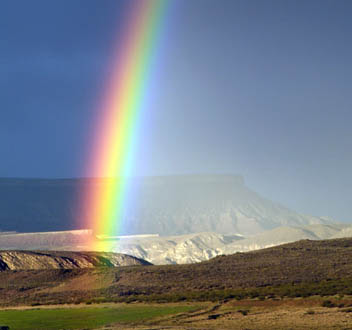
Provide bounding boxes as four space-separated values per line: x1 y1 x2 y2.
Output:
238 309 249 316
322 300 335 308
338 303 345 308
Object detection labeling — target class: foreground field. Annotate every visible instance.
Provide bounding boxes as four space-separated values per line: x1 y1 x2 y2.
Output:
1 238 352 329
1 298 352 330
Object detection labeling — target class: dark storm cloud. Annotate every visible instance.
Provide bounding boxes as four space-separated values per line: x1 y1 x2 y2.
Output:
1 0 352 221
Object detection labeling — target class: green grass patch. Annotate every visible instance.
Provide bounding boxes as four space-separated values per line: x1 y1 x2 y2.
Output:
0 305 198 330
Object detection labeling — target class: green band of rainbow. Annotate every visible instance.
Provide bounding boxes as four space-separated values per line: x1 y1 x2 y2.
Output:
80 0 169 246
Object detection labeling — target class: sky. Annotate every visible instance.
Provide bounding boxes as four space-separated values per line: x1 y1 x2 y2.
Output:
0 0 352 222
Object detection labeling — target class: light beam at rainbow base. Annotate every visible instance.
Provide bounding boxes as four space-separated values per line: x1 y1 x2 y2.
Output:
78 0 169 251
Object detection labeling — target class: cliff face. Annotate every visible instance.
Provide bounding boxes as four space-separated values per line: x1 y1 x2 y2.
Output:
110 224 352 264
2 224 352 265
0 251 151 271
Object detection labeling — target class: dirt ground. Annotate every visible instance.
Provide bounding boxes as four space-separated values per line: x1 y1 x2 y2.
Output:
100 297 352 330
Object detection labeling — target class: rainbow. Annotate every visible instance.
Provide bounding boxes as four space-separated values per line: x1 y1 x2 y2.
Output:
79 0 169 248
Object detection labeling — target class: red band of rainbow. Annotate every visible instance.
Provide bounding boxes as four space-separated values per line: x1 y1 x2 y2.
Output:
79 0 169 247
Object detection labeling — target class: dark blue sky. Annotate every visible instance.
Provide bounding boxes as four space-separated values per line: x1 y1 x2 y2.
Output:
1 0 352 222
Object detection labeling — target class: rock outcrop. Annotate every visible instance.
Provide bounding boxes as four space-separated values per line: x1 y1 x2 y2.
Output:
0 250 151 271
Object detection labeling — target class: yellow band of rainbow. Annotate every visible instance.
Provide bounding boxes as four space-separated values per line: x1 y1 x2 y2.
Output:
79 0 169 247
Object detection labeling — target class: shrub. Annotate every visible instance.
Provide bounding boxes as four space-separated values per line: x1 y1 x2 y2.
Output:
322 300 335 308
238 309 249 316
338 303 345 308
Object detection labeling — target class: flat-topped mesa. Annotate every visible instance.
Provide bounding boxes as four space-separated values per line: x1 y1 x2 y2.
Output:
140 174 245 186
0 250 151 271
0 175 332 236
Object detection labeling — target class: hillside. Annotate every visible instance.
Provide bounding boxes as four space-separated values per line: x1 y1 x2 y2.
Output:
0 250 150 271
113 237 352 291
1 238 352 306
0 175 332 236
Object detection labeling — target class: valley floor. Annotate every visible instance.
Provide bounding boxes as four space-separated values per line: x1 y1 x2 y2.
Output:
1 298 352 330
105 298 352 330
